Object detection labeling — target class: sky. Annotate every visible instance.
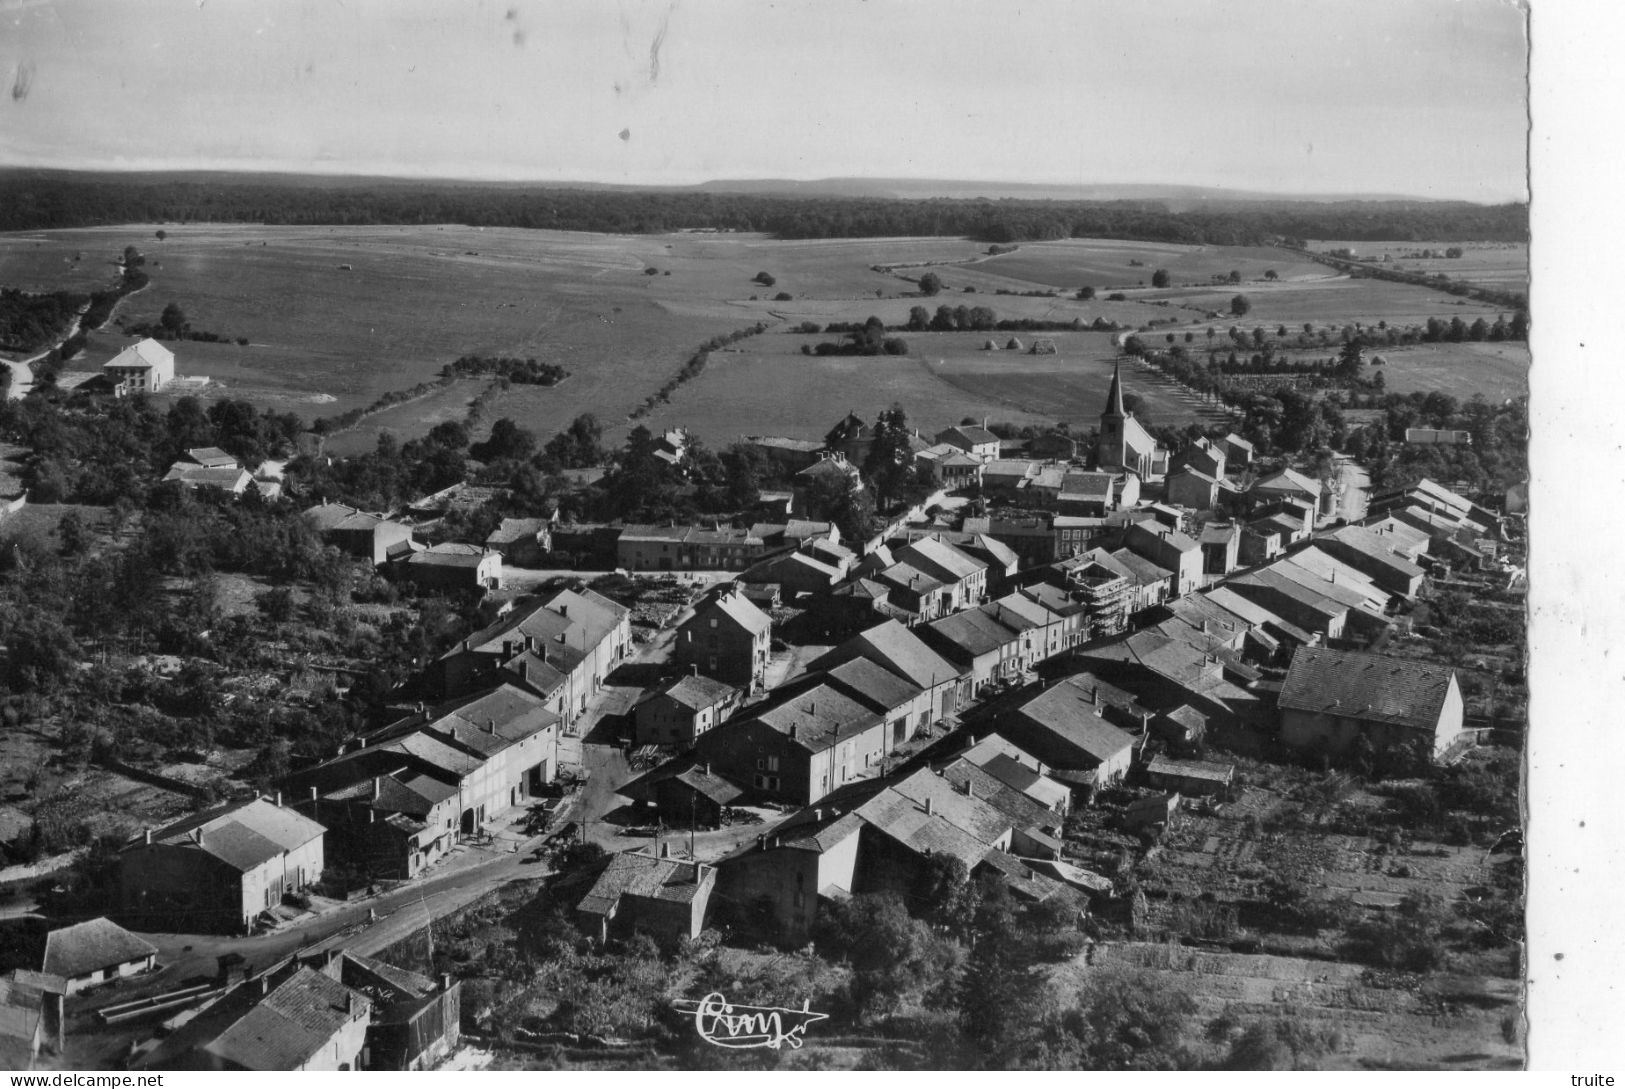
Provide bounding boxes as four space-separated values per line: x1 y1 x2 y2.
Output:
1 0 1529 201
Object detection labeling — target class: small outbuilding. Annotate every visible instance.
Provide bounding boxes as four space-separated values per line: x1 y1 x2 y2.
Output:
41 917 158 995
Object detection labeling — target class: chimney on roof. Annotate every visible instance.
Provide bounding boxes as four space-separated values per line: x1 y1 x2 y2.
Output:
923 796 934 816
486 718 496 734
964 779 974 798
558 603 568 617
440 972 453 994
659 841 670 859
190 828 202 845
143 828 152 846
789 724 798 740
757 833 767 850
260 975 270 996
274 791 282 808
373 777 381 800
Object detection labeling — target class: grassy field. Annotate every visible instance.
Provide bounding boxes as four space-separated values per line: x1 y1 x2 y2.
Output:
635 328 1229 443
2 225 1524 449
1371 342 1529 401
1308 240 1528 296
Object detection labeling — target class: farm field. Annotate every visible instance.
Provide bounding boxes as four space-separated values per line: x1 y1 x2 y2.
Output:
3 225 1524 450
1308 240 1528 296
1371 342 1530 401
968 239 1327 290
635 329 1230 443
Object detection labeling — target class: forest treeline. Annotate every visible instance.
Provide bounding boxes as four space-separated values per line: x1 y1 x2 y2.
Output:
0 172 1528 244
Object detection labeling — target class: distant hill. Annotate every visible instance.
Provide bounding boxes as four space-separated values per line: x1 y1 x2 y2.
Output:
683 177 1440 205
0 168 1527 244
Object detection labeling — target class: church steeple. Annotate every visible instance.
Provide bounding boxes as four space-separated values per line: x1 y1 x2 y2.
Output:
1102 359 1127 419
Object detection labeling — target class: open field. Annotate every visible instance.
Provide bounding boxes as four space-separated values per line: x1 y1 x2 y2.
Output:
966 239 1328 290
3 225 1524 449
1372 342 1530 401
635 329 1231 442
1308 240 1528 296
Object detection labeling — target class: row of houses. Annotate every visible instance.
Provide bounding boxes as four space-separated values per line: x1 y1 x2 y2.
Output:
130 949 459 1071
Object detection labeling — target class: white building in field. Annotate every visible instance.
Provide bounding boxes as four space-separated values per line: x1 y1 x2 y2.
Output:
103 338 175 395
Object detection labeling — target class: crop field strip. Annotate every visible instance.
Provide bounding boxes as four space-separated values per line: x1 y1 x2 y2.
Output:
3 226 1526 449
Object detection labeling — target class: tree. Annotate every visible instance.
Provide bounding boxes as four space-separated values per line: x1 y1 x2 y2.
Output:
907 305 931 331
427 419 470 450
752 271 776 287
918 271 944 296
472 417 536 462
1077 286 1096 300
1228 269 1242 283
56 510 88 556
159 302 188 337
155 229 167 241
1151 269 1171 288
1263 269 1278 280
1230 294 1252 317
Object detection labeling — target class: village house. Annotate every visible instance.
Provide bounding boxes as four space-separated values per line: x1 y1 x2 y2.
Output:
483 517 552 566
297 768 461 881
870 535 989 623
1171 436 1227 480
103 337 175 395
394 543 501 593
1166 467 1240 513
1144 755 1236 797
1095 360 1169 479
1054 471 1127 517
981 458 1039 499
814 618 967 728
1048 549 1136 638
133 963 371 1071
617 523 770 572
40 918 157 996
1278 647 1466 762
576 846 717 946
1251 466 1331 519
162 446 255 497
431 586 633 720
741 547 845 600
1079 629 1269 732
1198 522 1242 576
996 675 1143 795
620 758 744 829
915 442 985 489
1221 433 1255 467
935 423 1001 461
301 502 417 566
675 584 772 691
825 411 876 465
1311 524 1427 597
1404 428 1473 446
312 951 461 1072
958 733 1072 816
121 797 326 934
1123 519 1203 599
694 682 885 805
793 453 864 510
633 673 742 747
716 768 1080 941
358 684 563 836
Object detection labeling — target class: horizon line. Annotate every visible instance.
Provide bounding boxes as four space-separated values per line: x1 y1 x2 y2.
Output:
0 162 1527 206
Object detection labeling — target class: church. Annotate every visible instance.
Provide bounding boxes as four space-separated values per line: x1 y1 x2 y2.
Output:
1095 360 1169 480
